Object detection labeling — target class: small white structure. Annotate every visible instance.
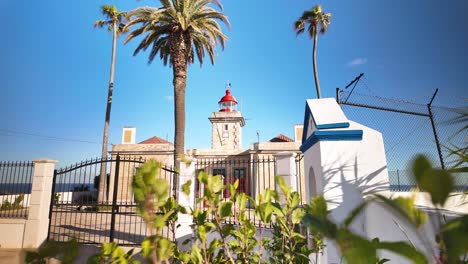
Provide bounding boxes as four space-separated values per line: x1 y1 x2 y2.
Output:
301 98 391 263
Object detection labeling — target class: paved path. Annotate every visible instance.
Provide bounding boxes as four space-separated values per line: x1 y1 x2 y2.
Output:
0 249 25 264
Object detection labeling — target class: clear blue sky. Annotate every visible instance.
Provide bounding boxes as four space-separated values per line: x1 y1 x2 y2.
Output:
0 0 467 166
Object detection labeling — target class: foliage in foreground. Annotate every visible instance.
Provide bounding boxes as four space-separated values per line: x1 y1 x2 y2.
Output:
0 194 25 211
26 155 467 264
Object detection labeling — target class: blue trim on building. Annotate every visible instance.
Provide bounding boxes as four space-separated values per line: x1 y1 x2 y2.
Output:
300 129 363 153
301 101 351 145
301 104 310 144
316 122 350 129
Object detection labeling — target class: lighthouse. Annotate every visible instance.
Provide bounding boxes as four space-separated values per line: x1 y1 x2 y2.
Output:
209 84 245 150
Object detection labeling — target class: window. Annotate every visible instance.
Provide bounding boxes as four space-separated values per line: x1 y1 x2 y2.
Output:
213 168 226 178
233 168 247 195
224 124 229 131
233 168 245 179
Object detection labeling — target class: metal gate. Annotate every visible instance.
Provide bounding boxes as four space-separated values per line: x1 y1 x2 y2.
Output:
47 155 177 245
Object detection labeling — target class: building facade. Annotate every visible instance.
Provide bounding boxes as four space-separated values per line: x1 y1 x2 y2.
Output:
110 85 304 201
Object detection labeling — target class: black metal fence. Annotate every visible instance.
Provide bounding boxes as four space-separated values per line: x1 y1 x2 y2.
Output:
48 155 177 245
337 90 467 192
194 156 306 227
0 161 34 218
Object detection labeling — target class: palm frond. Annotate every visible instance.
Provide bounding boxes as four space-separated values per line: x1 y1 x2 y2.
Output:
95 5 127 36
294 5 331 38
125 0 229 67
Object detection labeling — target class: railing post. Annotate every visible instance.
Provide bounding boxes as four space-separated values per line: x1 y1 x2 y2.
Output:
23 159 57 248
175 157 196 249
109 154 121 242
274 152 298 205
46 169 58 241
397 169 400 191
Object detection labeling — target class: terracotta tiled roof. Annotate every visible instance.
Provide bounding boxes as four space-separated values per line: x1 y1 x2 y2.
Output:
269 134 294 143
139 136 173 145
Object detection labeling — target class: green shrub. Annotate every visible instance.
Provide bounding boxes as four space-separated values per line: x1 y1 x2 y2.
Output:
0 194 25 211
25 156 468 264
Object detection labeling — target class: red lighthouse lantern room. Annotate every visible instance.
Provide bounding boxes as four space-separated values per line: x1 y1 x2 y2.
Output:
218 84 238 112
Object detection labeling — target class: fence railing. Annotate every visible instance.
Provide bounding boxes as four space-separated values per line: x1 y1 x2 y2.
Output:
48 155 177 246
195 157 277 228
0 161 34 218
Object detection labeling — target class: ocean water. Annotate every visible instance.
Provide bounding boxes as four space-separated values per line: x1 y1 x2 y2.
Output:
0 183 95 195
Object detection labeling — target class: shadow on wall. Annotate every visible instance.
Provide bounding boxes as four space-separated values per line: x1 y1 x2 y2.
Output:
314 155 389 223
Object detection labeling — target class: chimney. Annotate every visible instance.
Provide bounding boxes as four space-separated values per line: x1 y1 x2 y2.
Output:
122 127 136 144
294 124 303 143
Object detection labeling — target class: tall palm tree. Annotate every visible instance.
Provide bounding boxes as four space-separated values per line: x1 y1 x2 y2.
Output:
124 0 229 166
94 5 126 202
294 5 331 99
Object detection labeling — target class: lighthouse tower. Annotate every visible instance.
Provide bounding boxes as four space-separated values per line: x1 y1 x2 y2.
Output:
209 84 245 150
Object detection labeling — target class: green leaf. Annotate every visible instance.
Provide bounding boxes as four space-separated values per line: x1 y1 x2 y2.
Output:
335 229 378 264
291 208 306 224
276 176 291 197
141 238 152 257
374 194 427 228
190 244 203 264
441 215 468 261
198 171 209 185
306 196 328 221
221 224 235 237
412 155 432 183
182 180 192 196
197 225 208 244
289 192 301 208
344 201 367 227
412 155 454 205
155 238 173 261
211 175 224 194
422 169 454 206
235 192 248 211
448 167 468 173
376 241 427 264
218 201 233 218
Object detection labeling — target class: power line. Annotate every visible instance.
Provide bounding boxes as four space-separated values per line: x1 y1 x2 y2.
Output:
0 128 100 145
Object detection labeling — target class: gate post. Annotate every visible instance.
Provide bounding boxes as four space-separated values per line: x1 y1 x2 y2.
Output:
175 157 196 248
274 152 298 205
23 159 57 248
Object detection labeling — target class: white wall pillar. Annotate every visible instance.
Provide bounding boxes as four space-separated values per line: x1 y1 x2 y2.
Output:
274 152 298 204
23 159 57 248
301 98 391 263
175 157 196 247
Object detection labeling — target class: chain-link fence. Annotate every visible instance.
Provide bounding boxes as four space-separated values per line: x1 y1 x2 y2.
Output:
337 90 467 191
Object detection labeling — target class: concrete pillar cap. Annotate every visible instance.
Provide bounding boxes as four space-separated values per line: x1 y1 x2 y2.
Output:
33 159 58 164
177 156 197 164
273 152 297 158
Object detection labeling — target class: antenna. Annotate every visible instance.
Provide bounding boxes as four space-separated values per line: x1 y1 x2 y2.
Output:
256 130 260 144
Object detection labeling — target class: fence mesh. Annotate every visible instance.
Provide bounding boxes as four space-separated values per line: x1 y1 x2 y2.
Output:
0 161 34 218
338 91 467 191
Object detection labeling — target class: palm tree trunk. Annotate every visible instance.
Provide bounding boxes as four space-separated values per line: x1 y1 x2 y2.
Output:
98 22 117 203
170 31 188 198
312 31 322 99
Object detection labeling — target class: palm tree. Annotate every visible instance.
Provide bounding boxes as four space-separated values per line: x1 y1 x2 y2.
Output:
294 5 331 99
124 0 229 166
94 5 126 202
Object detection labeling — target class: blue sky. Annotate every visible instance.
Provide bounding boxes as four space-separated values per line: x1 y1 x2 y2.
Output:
0 0 467 166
